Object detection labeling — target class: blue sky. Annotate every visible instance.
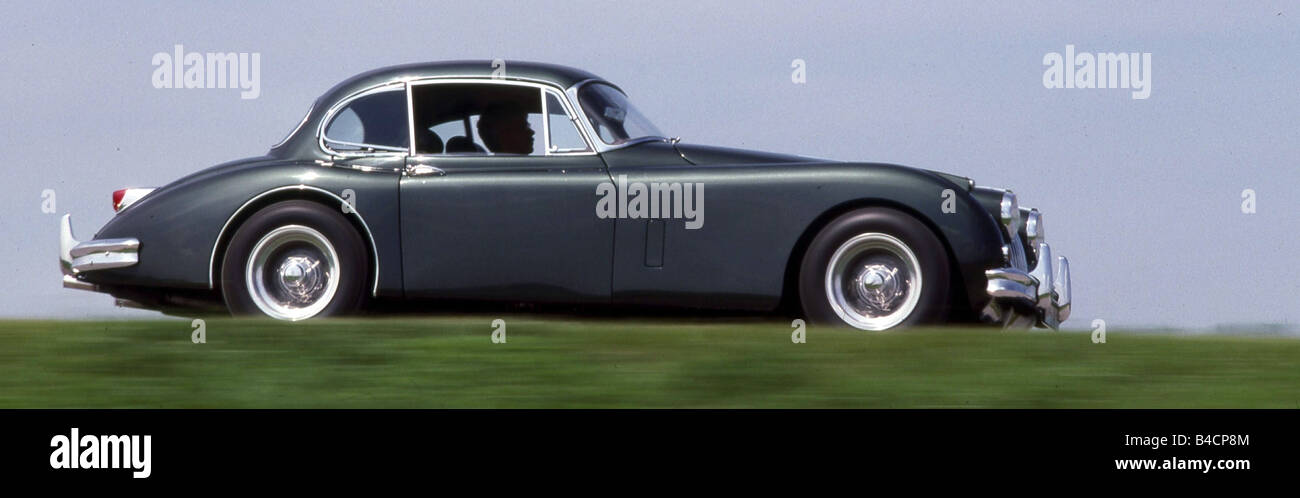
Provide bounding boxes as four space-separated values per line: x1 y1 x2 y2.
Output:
2 0 1297 329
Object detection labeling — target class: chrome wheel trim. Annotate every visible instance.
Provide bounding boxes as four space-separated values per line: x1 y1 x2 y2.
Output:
824 232 923 331
244 225 340 321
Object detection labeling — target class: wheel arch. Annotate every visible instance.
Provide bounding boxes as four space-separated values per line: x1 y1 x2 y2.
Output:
209 185 380 297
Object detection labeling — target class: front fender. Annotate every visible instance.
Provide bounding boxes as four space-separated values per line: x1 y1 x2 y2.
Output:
792 162 1005 311
602 155 1005 312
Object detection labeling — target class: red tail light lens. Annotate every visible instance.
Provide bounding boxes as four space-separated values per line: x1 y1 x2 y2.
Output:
110 187 156 213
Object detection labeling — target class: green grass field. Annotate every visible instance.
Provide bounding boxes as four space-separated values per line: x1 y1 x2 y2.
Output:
1 317 1297 408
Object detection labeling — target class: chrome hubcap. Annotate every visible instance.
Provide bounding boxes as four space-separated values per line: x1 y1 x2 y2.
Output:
853 264 905 314
245 225 340 321
825 233 923 330
276 255 325 304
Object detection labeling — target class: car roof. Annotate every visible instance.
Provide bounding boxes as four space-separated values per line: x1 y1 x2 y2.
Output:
318 60 609 105
272 60 614 158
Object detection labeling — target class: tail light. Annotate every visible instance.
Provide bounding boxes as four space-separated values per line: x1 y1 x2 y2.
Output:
112 188 157 213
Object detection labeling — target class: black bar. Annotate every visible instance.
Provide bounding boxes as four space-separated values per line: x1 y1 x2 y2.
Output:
1 410 1292 483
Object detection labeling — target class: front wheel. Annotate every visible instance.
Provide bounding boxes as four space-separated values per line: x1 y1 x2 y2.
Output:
798 207 950 330
221 200 368 320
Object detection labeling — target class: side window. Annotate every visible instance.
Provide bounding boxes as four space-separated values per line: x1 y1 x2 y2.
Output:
410 83 589 156
411 83 540 155
323 86 409 152
545 92 590 153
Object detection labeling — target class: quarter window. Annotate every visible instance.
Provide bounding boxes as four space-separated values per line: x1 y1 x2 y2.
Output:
323 86 409 152
545 92 589 153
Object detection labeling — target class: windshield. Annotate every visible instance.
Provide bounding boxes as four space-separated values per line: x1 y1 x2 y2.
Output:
576 83 664 145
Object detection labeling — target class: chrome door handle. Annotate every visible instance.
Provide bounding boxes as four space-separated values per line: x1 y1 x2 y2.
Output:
406 165 446 177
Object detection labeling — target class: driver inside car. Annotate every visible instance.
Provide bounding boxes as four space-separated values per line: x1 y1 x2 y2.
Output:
476 102 535 154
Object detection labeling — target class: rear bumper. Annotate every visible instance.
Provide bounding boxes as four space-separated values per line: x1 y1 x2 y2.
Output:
983 242 1071 329
59 214 140 291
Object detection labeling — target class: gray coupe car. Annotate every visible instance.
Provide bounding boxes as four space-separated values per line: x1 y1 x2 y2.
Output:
59 60 1070 330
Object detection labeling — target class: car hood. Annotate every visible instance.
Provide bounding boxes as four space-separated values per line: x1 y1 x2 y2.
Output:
668 142 974 194
671 142 825 165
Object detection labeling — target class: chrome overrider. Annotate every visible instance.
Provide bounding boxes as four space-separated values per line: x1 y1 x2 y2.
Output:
59 214 140 292
981 191 1072 329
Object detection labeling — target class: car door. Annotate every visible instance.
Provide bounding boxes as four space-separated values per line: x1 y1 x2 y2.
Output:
399 80 613 303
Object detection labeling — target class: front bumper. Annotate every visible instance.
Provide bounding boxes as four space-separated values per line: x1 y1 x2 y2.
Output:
977 192 1072 329
59 214 140 291
983 242 1072 329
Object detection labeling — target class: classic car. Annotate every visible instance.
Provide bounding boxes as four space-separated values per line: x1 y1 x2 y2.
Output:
59 60 1071 330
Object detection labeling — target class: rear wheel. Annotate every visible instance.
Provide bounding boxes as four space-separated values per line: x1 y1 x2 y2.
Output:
221 200 368 320
799 207 949 330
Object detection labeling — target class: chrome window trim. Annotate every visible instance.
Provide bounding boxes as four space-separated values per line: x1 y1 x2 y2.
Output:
406 82 417 156
209 185 382 296
322 139 409 153
317 82 411 158
316 76 609 160
403 77 598 158
313 75 660 159
540 87 552 154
